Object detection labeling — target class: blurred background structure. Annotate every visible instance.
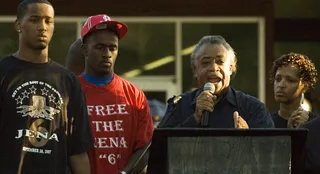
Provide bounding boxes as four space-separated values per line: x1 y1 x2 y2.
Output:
1 0 319 121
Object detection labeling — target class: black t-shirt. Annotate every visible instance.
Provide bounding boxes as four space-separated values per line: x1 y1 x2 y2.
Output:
0 56 94 174
302 117 320 174
271 111 317 128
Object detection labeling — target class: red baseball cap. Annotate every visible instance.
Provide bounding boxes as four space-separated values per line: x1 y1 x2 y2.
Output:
81 14 128 40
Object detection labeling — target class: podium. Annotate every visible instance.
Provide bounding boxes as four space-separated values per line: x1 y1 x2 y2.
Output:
147 128 307 174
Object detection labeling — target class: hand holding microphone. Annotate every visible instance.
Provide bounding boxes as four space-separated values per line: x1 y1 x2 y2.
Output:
193 83 217 126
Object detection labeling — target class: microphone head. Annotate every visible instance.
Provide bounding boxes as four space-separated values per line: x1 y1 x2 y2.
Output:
204 82 215 92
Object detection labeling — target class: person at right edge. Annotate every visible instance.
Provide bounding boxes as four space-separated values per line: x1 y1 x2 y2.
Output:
302 113 320 174
159 35 274 128
270 52 318 128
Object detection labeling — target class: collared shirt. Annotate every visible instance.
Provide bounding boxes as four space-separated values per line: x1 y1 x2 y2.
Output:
159 86 274 128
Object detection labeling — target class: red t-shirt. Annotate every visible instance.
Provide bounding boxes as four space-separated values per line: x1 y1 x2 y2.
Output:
78 74 154 174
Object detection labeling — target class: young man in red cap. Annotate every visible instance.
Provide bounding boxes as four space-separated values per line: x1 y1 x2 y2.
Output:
78 14 154 174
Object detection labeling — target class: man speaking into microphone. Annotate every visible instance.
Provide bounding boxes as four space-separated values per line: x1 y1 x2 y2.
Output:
159 35 274 128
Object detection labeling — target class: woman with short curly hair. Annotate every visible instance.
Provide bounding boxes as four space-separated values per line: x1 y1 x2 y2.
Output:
270 52 318 128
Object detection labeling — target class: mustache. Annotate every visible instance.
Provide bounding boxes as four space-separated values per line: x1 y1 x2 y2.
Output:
208 73 223 79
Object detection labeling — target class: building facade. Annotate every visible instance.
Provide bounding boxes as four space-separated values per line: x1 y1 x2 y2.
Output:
1 0 319 112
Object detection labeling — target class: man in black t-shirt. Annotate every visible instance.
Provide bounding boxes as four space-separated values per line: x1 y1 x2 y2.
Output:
0 0 93 173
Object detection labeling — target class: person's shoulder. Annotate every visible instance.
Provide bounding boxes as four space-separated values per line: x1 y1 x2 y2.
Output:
303 115 320 129
0 56 13 83
0 55 13 61
116 75 147 99
118 75 141 90
50 60 75 74
232 87 264 105
0 56 21 76
309 112 319 120
231 87 270 115
166 95 183 106
166 89 198 105
49 60 79 82
0 55 15 67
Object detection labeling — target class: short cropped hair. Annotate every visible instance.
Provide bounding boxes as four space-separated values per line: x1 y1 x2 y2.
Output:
190 35 237 73
270 52 318 90
17 0 52 20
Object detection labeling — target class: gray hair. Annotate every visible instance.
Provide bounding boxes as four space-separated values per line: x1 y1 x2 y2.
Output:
190 35 237 73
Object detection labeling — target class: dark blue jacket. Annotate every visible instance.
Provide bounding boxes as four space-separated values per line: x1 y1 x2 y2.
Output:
158 87 274 128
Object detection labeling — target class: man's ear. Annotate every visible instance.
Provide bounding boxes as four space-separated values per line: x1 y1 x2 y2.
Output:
15 19 21 33
229 55 237 74
229 64 233 74
230 62 237 73
81 43 88 58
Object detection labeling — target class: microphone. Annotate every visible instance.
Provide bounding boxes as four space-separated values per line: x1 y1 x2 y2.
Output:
201 82 215 127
